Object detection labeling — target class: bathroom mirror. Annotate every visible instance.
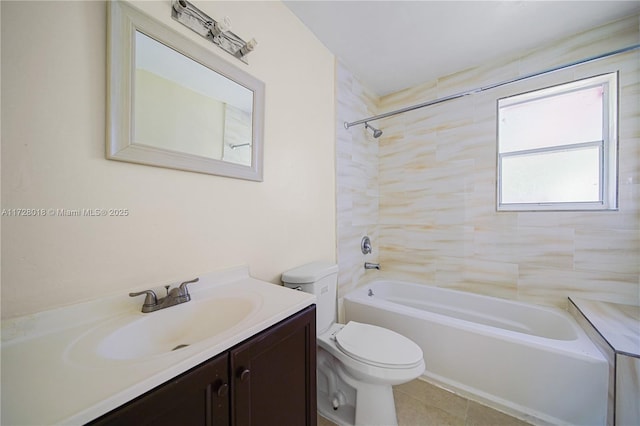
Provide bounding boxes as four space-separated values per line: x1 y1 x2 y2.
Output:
107 1 265 181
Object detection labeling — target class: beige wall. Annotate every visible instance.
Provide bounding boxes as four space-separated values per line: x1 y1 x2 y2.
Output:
337 15 639 308
1 1 336 318
135 69 226 159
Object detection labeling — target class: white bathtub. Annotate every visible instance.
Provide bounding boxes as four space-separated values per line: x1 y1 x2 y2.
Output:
343 280 608 425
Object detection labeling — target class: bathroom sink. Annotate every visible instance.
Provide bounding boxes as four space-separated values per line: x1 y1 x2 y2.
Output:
2 267 317 426
67 294 260 363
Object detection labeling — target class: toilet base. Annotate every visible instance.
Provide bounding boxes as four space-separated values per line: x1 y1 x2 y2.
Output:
317 389 355 426
359 386 396 425
317 349 399 426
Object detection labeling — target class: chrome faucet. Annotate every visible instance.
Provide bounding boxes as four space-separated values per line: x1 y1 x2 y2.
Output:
129 278 199 313
361 236 372 254
364 262 380 270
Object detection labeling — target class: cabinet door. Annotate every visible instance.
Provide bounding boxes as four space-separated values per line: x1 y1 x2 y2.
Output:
89 352 230 426
231 305 316 426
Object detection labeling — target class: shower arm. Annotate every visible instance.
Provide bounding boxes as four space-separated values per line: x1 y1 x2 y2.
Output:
344 43 640 129
230 143 251 149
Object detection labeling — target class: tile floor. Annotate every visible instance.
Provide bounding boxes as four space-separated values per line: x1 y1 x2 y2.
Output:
317 378 532 426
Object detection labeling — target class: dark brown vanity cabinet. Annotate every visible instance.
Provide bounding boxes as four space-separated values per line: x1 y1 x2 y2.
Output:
89 305 316 426
89 352 230 426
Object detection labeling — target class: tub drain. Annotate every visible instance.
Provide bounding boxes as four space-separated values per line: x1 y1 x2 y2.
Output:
171 344 190 351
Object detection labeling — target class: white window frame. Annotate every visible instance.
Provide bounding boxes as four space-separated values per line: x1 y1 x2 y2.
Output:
497 72 618 211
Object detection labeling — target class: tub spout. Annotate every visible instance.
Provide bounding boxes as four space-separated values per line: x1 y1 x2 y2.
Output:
364 262 380 270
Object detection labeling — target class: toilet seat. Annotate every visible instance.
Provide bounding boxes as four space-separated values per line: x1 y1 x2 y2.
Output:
334 321 423 369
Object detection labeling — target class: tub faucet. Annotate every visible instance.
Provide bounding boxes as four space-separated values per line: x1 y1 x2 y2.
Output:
129 278 199 313
364 262 380 270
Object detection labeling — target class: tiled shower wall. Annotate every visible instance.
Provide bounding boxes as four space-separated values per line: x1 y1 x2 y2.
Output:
336 63 380 301
336 15 640 309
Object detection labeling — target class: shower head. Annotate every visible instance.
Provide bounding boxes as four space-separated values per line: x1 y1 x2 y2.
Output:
364 122 383 138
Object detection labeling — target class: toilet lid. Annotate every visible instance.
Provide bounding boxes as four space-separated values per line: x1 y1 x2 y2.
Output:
335 321 423 368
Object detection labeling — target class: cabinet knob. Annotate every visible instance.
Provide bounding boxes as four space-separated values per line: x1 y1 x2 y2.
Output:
216 382 228 397
238 368 250 382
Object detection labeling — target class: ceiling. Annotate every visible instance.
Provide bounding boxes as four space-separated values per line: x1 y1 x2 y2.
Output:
284 1 640 96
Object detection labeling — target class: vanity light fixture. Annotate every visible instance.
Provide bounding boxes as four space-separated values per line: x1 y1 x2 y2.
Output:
237 38 258 59
171 0 257 64
173 0 188 14
210 16 230 38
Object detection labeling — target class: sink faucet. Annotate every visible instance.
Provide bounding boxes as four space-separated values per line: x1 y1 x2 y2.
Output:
129 278 199 313
364 262 380 270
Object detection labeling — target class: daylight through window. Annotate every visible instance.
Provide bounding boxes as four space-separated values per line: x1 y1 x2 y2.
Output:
497 72 618 211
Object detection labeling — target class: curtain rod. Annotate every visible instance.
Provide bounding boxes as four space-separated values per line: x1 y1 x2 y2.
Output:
344 43 640 130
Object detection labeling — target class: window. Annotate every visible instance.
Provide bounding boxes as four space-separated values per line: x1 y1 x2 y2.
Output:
497 73 618 211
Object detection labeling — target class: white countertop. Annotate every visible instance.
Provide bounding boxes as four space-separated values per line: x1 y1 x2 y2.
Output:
1 266 315 425
569 297 640 357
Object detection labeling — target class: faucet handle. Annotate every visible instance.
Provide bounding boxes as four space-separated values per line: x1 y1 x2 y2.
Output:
178 277 199 296
361 236 372 254
129 289 158 308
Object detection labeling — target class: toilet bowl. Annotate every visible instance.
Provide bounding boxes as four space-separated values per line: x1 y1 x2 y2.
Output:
282 262 425 426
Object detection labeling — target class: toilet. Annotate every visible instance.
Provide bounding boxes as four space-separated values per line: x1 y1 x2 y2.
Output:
282 262 425 426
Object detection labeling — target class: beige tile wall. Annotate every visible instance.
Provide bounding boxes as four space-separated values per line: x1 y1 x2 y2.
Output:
336 62 380 302
336 15 639 308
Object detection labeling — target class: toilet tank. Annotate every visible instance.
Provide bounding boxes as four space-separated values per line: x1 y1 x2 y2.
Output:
282 262 338 334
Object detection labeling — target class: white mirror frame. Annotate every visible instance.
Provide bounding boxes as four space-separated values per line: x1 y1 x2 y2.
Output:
107 1 265 181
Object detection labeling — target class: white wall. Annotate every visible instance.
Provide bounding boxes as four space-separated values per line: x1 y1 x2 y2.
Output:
1 1 336 318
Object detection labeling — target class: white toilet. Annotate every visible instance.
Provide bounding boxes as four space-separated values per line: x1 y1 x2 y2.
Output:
282 262 425 426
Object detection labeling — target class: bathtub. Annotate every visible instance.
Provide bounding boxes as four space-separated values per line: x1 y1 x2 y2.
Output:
343 280 608 425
